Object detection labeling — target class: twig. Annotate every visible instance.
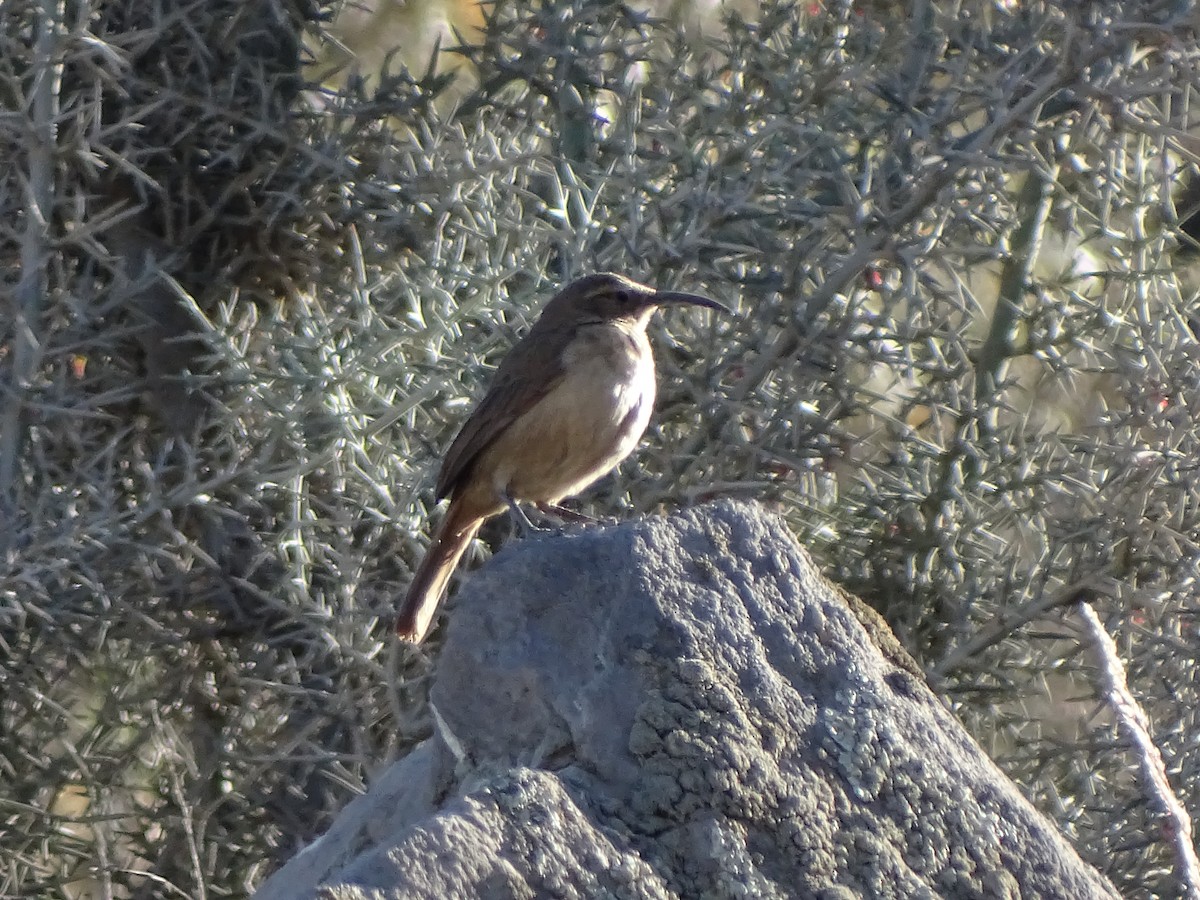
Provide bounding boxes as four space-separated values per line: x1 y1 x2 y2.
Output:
0 0 63 524
974 165 1057 402
1077 600 1200 900
932 574 1108 679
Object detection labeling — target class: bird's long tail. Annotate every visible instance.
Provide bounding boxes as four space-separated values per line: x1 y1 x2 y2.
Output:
396 500 483 642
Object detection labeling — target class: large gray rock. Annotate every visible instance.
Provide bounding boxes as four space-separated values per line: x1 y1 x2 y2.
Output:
254 500 1116 899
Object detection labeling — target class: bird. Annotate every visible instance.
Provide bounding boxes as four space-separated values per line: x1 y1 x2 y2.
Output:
395 272 728 642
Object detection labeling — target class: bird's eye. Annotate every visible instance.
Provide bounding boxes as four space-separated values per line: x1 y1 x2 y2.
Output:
613 290 631 304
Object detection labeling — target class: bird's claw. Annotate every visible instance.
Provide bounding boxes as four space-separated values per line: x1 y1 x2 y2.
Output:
504 495 544 538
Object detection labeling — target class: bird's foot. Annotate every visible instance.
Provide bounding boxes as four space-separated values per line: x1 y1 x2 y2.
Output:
504 495 545 538
503 494 617 538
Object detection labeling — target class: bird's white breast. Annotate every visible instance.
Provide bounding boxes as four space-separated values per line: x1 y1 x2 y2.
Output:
485 322 657 503
559 323 655 450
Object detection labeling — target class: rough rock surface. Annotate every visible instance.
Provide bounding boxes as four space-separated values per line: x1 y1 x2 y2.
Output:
254 500 1117 899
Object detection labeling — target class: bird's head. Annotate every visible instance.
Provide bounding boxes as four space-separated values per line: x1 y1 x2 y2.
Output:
538 272 728 330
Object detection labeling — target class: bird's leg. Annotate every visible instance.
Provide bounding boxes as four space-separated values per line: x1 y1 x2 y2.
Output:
503 491 544 538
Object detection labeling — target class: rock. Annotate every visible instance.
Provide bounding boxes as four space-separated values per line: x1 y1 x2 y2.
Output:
254 500 1117 900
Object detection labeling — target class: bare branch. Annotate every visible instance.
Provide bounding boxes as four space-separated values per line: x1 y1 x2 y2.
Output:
1077 600 1200 900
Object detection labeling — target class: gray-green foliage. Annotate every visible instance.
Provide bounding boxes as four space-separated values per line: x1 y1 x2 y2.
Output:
2 0 1198 896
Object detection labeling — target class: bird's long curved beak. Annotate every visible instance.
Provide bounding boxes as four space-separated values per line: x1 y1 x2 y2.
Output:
654 290 731 315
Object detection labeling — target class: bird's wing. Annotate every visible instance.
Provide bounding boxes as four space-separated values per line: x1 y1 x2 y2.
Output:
434 327 569 499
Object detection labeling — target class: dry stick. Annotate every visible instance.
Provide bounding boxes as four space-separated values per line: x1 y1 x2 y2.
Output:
932 574 1108 679
0 0 63 523
1077 600 1200 900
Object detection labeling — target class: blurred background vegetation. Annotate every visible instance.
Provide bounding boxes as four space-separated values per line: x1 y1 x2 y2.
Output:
2 0 1199 896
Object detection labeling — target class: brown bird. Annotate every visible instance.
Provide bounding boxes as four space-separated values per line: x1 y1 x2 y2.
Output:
396 272 727 642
